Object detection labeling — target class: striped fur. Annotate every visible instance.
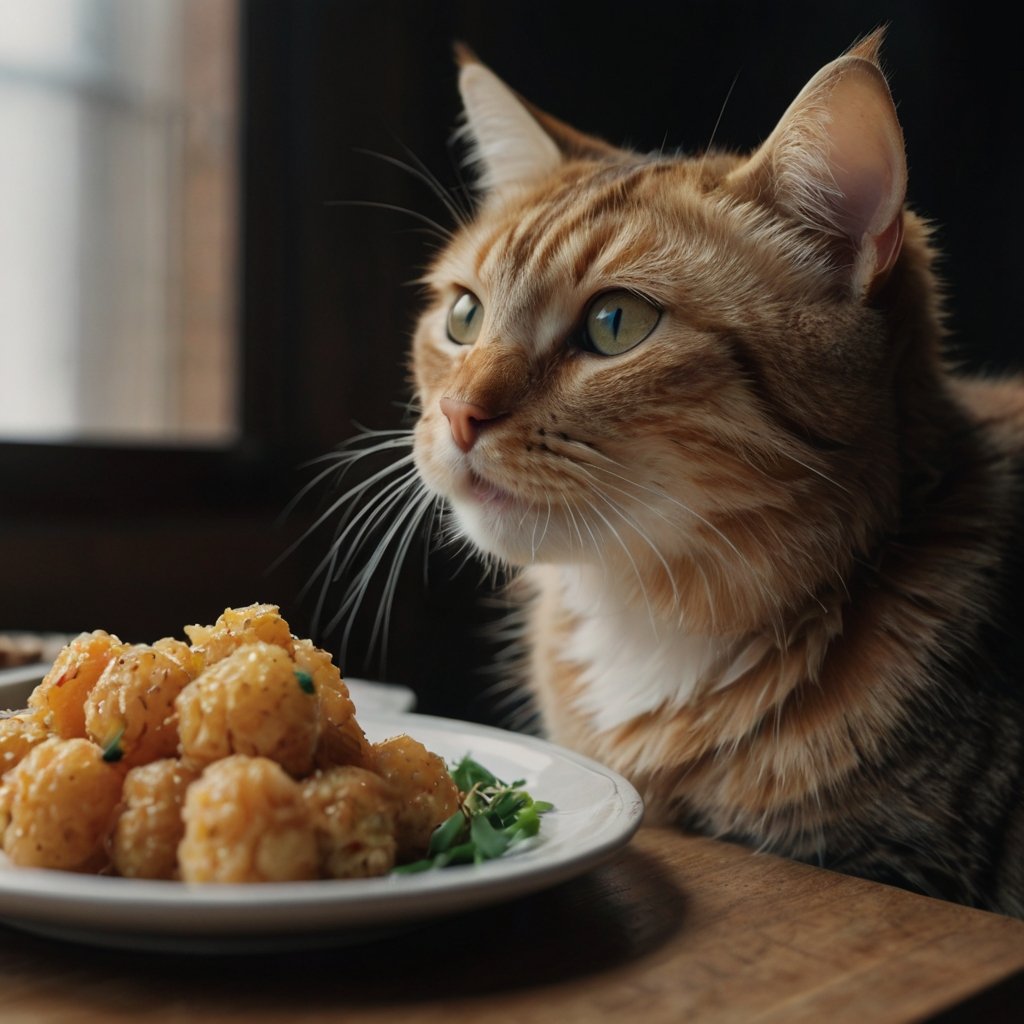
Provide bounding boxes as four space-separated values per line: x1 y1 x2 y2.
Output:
409 39 1024 915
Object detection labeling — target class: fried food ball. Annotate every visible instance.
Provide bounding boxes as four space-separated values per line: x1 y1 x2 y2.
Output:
28 630 124 738
291 639 375 771
0 711 51 776
2 606 476 885
179 755 317 883
176 642 318 777
153 637 204 680
112 759 199 879
1 738 123 872
372 735 460 862
184 604 294 668
84 644 194 768
302 766 398 878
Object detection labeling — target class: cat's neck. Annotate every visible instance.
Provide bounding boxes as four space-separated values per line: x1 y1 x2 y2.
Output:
530 562 842 733
525 374 1018 742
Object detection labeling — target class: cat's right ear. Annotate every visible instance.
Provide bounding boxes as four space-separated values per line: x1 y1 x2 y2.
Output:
455 46 619 194
725 34 907 298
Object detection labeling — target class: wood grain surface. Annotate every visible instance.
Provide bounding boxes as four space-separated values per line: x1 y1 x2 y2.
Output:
2 828 1022 1024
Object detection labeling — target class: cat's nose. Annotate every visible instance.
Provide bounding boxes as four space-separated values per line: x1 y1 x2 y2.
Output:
439 397 499 453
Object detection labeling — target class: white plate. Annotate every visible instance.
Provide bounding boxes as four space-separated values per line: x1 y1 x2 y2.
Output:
346 677 416 715
0 713 643 953
0 662 49 704
0 668 416 717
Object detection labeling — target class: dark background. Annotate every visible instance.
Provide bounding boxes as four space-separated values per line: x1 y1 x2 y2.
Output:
1 1 1020 723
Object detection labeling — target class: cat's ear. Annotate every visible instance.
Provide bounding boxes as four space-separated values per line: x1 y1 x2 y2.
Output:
726 32 906 297
455 46 619 194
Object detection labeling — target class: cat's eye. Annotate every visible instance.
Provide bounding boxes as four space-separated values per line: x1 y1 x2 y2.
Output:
447 290 484 345
583 290 660 356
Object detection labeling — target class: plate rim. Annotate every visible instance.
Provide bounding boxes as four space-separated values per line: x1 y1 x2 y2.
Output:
0 711 644 943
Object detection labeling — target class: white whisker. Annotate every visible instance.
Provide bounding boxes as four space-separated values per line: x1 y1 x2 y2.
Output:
585 500 658 634
569 463 681 608
586 453 780 619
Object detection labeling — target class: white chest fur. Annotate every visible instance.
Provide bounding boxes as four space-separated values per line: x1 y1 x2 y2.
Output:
553 566 770 733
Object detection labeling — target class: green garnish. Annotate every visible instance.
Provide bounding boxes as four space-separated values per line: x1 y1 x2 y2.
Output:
295 669 315 694
101 727 125 763
394 755 553 874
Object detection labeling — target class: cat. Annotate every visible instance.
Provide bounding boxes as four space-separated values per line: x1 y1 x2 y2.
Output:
343 31 1024 916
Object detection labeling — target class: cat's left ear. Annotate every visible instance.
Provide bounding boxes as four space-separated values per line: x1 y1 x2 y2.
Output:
725 33 906 298
455 45 620 194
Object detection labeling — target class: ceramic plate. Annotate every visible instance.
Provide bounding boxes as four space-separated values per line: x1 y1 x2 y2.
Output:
0 663 50 705
0 713 643 953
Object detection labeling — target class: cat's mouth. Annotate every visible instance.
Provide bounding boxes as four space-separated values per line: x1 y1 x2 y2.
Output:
465 470 519 509
445 465 569 564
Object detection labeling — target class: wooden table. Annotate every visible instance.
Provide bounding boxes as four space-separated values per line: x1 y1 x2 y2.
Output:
2 828 1022 1023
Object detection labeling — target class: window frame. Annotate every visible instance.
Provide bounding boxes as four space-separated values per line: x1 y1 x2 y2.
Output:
0 4 333 648
0 2 299 515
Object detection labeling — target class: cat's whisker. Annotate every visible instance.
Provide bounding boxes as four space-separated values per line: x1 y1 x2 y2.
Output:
586 454 781 619
725 435 851 500
528 499 540 561
272 436 416 573
277 457 358 526
311 459 419 574
327 468 425 587
301 470 421 631
565 489 615 584
562 496 587 560
325 198 453 244
287 455 418 593
391 134 478 225
333 425 416 446
537 496 554 559
394 395 423 420
332 479 435 651
569 458 745 622
444 520 488 579
299 431 415 496
420 493 444 585
577 498 606 572
284 425 425 646
689 557 720 635
584 498 659 634
696 70 741 181
354 146 470 230
582 481 682 612
557 464 659 593
766 444 852 497
362 488 439 664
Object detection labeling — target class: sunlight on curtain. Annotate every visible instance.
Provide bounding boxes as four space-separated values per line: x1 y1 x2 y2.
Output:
0 0 237 443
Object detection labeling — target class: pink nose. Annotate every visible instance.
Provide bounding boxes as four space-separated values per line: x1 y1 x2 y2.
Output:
439 397 499 453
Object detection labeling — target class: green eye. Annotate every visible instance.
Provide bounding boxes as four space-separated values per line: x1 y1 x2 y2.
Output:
447 290 483 345
583 290 660 356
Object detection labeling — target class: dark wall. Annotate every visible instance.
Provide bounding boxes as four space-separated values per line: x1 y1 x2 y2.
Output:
2 2 1019 724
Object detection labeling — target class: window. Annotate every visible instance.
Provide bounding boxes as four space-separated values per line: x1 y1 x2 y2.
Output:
0 0 237 443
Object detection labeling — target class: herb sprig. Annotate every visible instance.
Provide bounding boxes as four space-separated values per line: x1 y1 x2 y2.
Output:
395 755 553 873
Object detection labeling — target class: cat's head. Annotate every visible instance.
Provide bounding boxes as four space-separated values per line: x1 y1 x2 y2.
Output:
411 34 932 626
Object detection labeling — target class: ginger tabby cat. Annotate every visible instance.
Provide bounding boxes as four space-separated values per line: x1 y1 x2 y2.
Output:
355 33 1024 914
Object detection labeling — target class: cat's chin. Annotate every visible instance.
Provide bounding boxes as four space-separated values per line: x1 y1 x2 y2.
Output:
465 470 519 511
443 474 576 566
